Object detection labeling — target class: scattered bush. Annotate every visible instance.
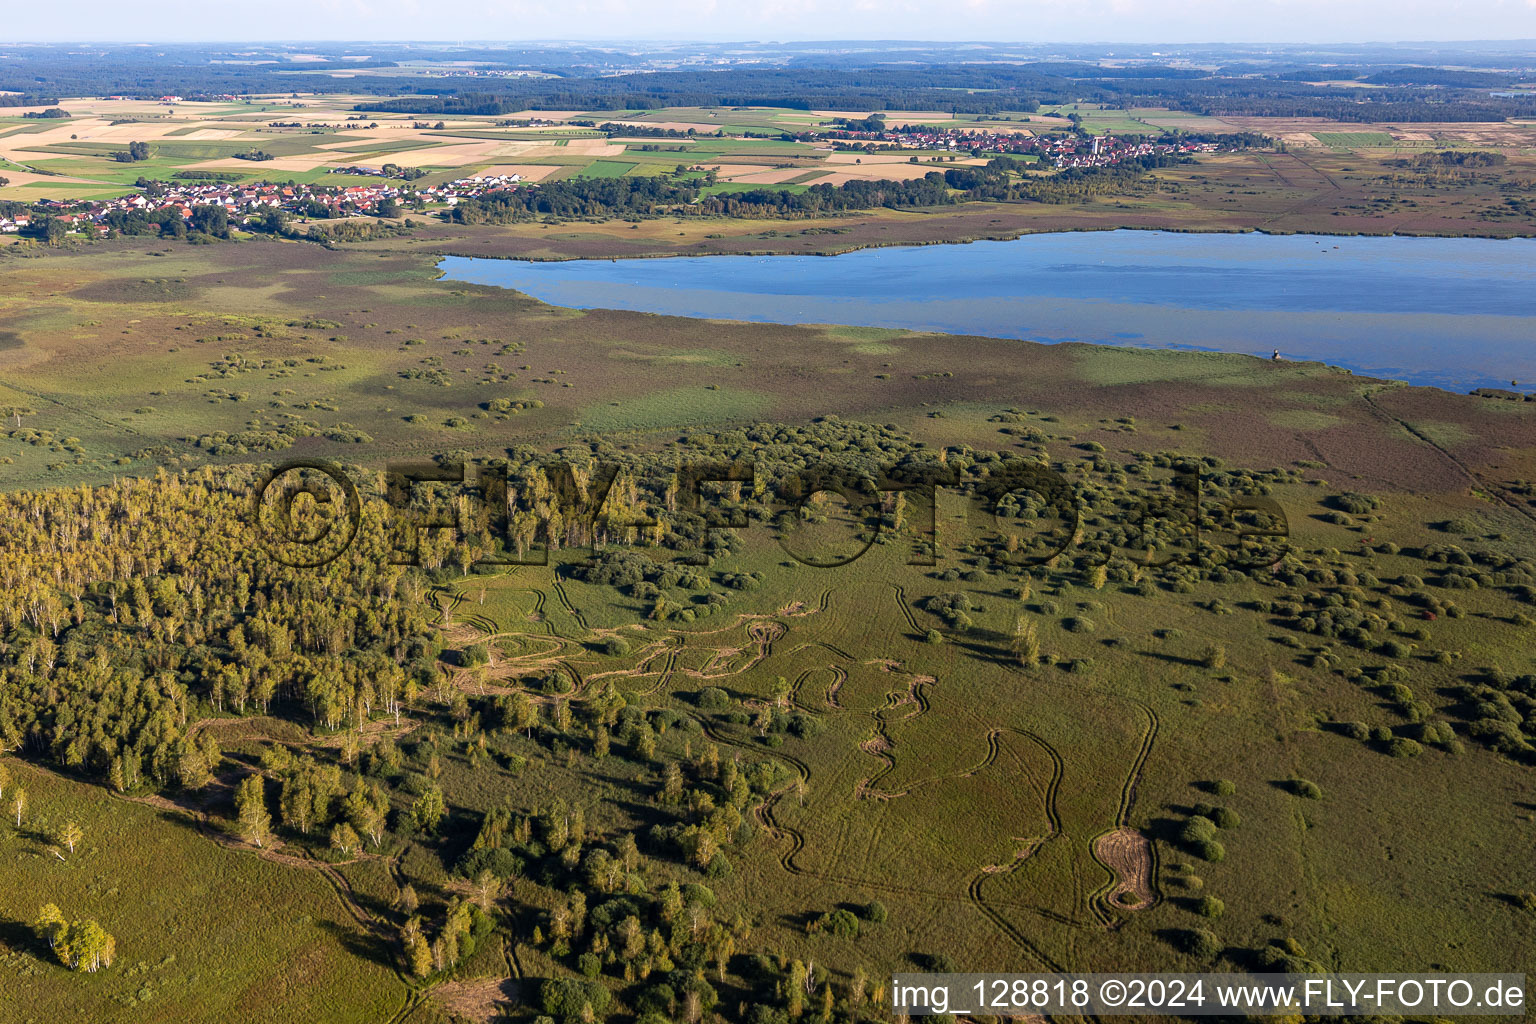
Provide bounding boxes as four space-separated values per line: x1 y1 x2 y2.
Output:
1180 815 1218 844
1211 807 1241 830
1195 895 1225 918
1182 927 1222 960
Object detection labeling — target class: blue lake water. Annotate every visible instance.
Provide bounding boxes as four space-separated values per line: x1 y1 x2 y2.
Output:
438 231 1536 393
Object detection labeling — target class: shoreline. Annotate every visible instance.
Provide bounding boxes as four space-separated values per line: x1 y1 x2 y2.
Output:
429 219 1536 264
434 230 1536 400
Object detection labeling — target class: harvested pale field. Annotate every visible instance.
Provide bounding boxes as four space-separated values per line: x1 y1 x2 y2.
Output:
511 144 627 161
312 137 412 150
700 163 774 180
351 141 532 168
1094 827 1155 912
0 120 111 152
3 98 232 118
826 152 928 164
0 119 246 157
77 122 212 142
811 108 962 120
560 139 629 155
171 128 247 140
476 163 561 181
816 165 951 184
724 167 821 184
185 154 339 172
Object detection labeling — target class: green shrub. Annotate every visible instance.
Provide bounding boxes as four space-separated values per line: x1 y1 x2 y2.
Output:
1197 839 1226 862
1332 492 1380 515
1183 927 1221 959
1181 815 1218 844
698 686 730 710
819 908 859 938
1195 896 1225 918
542 978 611 1018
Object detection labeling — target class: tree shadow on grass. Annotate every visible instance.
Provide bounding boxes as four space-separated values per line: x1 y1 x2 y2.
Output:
313 916 400 971
0 914 40 957
1137 650 1204 667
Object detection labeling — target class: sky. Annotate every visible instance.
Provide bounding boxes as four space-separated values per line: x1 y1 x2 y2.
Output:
5 0 1536 44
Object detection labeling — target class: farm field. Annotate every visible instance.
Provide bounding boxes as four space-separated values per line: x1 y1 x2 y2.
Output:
0 95 996 204
4 94 1536 251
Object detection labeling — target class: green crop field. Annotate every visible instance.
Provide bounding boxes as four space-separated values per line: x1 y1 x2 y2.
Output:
575 160 639 178
699 182 813 196
1313 132 1398 147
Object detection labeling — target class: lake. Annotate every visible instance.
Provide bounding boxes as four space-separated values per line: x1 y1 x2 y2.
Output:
438 231 1536 393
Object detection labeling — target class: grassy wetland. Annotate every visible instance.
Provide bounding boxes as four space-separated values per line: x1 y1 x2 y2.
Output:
2 231 1536 1022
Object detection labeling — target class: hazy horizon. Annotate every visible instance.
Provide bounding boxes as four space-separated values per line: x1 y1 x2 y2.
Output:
5 0 1536 48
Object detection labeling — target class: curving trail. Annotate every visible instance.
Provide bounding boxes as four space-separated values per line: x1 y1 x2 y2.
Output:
1115 701 1160 828
823 665 847 709
694 713 812 875
965 728 1003 777
1021 731 1065 838
551 577 589 631
384 992 428 1024
966 870 1066 972
959 728 1080 957
890 583 923 635
854 732 903 800
113 785 382 927
1361 386 1536 532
